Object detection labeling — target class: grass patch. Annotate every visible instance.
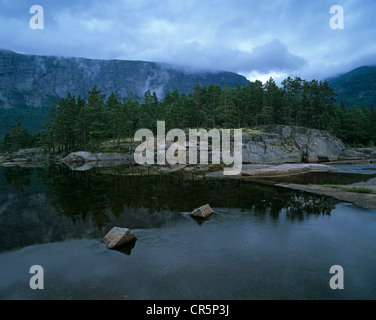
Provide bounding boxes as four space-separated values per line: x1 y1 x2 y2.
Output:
322 184 375 194
241 128 262 135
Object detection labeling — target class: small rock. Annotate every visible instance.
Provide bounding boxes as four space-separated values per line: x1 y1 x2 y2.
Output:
190 204 214 218
307 152 319 163
102 227 137 249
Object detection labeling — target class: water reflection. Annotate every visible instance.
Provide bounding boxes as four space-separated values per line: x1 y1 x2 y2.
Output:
267 169 376 185
2 167 32 192
113 240 137 255
0 165 338 252
1 165 376 300
46 165 336 222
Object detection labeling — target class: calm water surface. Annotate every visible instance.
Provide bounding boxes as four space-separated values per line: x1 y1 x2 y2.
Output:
0 165 375 300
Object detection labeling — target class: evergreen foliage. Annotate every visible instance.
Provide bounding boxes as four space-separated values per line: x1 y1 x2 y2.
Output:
1 77 375 153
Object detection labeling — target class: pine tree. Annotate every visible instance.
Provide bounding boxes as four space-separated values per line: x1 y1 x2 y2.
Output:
52 93 77 152
106 92 124 150
368 104 376 145
123 93 139 137
139 90 159 132
77 103 90 151
161 89 183 130
207 84 222 127
86 86 107 152
248 80 264 127
347 106 367 146
282 76 303 127
264 77 283 125
1 132 12 152
216 86 237 128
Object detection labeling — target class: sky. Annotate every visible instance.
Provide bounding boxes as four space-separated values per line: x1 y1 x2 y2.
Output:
0 0 375 84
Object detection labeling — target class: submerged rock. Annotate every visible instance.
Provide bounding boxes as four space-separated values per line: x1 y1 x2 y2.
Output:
102 227 137 249
190 204 214 218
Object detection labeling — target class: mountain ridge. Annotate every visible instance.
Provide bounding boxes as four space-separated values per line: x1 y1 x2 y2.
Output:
0 49 250 137
0 49 249 110
328 65 376 107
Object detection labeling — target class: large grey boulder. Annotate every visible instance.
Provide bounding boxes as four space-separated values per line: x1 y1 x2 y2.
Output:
241 126 345 164
61 152 98 162
95 153 133 162
242 132 302 164
293 127 345 162
12 148 46 162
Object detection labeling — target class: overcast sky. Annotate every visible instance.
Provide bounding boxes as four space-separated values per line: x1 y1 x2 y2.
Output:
1 0 375 83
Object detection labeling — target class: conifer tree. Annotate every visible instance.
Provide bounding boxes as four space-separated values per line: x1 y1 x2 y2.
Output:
106 92 124 149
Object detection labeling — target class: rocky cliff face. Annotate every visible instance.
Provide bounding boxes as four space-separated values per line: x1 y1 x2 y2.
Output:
0 49 249 109
242 126 345 164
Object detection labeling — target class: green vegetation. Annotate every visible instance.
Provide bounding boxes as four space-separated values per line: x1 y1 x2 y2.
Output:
322 184 375 194
0 123 39 152
0 106 49 139
1 76 375 154
329 66 376 108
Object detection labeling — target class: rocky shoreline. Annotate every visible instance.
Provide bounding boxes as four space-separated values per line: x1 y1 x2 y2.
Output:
206 163 338 178
1 126 376 210
0 125 349 167
276 181 376 210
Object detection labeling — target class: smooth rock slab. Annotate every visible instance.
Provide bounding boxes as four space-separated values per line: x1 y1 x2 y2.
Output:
190 204 214 218
102 227 137 249
240 163 336 177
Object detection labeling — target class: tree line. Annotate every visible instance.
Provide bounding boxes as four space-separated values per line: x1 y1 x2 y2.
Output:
1 77 376 153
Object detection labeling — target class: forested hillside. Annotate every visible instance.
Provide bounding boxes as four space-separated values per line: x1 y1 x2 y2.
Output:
2 76 374 154
328 66 376 107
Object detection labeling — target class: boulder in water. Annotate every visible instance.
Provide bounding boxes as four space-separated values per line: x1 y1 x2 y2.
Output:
102 227 137 249
190 204 214 218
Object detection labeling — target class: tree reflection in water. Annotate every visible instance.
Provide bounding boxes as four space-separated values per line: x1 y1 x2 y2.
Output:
38 165 336 227
0 165 339 251
2 167 32 192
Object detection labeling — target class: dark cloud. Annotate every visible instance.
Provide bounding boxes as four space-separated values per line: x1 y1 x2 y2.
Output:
149 39 307 74
241 40 308 73
0 0 375 81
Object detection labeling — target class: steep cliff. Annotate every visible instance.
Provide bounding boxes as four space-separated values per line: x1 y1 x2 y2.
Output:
0 49 249 109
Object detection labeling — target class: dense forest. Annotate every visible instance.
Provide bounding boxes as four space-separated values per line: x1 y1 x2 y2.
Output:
1 76 376 153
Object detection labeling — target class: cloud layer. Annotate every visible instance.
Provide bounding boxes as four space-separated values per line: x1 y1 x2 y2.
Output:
0 0 375 82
